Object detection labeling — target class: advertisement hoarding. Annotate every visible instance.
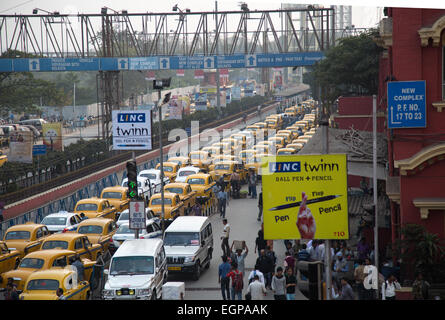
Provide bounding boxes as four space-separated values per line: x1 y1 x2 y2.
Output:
42 122 63 152
262 154 349 240
112 110 152 150
9 130 33 163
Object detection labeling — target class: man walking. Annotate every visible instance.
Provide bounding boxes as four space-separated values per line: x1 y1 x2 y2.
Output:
71 254 84 281
217 187 228 218
271 267 287 300
221 219 231 257
248 265 265 285
218 256 232 300
256 249 274 289
246 275 267 300
257 191 263 221
227 262 244 300
334 278 355 300
231 242 248 277
255 228 267 258
248 169 257 199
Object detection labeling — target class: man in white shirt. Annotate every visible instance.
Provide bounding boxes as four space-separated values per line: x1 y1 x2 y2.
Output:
382 274 401 300
308 240 319 261
248 268 265 285
221 219 231 257
317 241 325 261
246 275 267 300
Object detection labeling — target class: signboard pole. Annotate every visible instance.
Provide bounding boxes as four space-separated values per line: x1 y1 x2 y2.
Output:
132 151 139 240
373 94 379 298
321 118 332 301
158 89 166 235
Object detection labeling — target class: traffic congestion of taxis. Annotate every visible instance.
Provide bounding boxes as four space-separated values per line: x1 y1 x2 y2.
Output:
0 100 318 300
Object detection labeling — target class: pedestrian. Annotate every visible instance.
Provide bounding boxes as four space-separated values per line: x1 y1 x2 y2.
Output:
230 171 240 198
248 169 257 199
332 251 349 286
265 245 277 273
257 191 263 221
285 241 295 258
246 274 267 300
354 259 366 300
220 219 231 257
382 274 401 300
412 272 430 300
271 267 287 300
297 243 310 261
285 267 297 300
254 228 267 258
283 251 296 274
218 256 232 300
247 266 265 285
308 240 319 261
5 283 19 300
217 188 228 218
192 202 202 216
255 249 274 289
227 262 244 300
231 242 248 276
71 254 84 281
357 237 370 260
335 278 355 300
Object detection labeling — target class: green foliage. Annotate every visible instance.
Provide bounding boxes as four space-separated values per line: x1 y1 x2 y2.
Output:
393 224 445 283
303 30 383 110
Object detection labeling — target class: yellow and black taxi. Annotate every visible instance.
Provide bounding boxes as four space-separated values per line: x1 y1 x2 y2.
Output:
212 142 233 155
265 117 280 131
20 269 90 300
230 133 249 149
201 146 223 158
286 143 304 152
258 140 280 153
245 153 274 176
185 173 217 205
0 249 95 291
221 138 243 153
100 186 130 215
3 223 50 258
213 161 247 185
0 241 21 274
292 138 308 146
164 182 198 215
277 147 298 156
148 192 185 220
277 130 294 142
238 149 257 163
74 197 117 220
0 151 7 167
74 218 117 253
189 150 213 171
155 161 180 182
40 233 103 261
167 156 191 168
245 124 261 139
252 144 271 155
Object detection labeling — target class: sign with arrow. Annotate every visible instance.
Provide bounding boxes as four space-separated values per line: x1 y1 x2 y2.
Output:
245 54 257 67
204 56 215 69
29 59 40 71
387 80 426 129
118 58 129 70
159 57 170 69
129 201 146 230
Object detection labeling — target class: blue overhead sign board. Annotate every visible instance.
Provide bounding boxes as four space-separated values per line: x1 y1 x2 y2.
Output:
32 144 47 156
387 80 426 129
0 52 324 72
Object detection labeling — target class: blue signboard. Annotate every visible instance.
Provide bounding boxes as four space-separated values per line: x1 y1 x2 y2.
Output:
0 52 324 72
387 80 426 129
32 144 47 156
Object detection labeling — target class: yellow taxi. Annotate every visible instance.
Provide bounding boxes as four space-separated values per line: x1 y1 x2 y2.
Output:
268 137 286 151
275 132 292 145
168 156 191 168
277 130 294 141
286 126 303 138
277 148 298 156
20 269 90 300
245 153 274 175
300 134 313 140
221 138 243 153
189 151 213 171
238 149 257 163
304 131 315 137
286 143 304 152
40 233 103 261
3 223 50 258
74 198 117 220
0 241 21 274
155 161 180 182
266 114 283 127
0 151 7 167
148 192 185 220
230 133 249 149
265 117 280 130
245 124 261 139
202 146 222 158
212 142 233 155
213 161 239 185
295 120 310 130
185 173 217 214
0 249 95 291
252 144 271 155
164 182 197 215
295 137 309 145
285 107 297 117
74 218 117 253
100 186 130 214
257 140 279 154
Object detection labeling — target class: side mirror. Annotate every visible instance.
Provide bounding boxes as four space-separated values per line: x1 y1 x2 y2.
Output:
104 269 109 275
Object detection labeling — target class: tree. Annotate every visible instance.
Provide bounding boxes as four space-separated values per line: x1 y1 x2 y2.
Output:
303 30 383 115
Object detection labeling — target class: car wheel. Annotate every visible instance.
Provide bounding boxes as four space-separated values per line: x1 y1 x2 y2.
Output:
192 261 201 281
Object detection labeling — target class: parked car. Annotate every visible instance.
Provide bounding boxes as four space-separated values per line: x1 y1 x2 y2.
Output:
40 233 103 261
116 208 159 228
74 218 117 253
175 166 201 183
3 223 50 258
40 211 82 234
0 241 21 274
102 239 168 300
164 182 198 216
122 176 153 202
20 269 91 300
110 220 162 252
138 169 170 193
148 192 185 221
100 186 130 216
73 198 117 220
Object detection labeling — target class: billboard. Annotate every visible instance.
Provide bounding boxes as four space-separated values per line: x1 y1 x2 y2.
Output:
232 86 241 100
9 130 33 163
178 96 191 115
168 96 183 120
42 122 63 152
194 93 208 111
262 154 349 240
112 110 152 150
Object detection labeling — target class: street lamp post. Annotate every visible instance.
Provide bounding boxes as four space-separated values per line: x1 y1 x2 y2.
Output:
153 78 172 235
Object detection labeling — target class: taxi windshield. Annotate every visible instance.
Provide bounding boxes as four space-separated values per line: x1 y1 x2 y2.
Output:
42 241 68 250
19 258 44 269
278 151 293 155
101 192 122 199
78 225 103 234
163 166 173 172
27 279 59 291
179 170 195 177
151 198 172 205
5 231 30 240
76 203 98 211
187 178 205 185
165 187 183 194
214 164 230 170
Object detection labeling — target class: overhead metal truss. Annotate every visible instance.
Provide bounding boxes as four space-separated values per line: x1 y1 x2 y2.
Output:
0 8 343 58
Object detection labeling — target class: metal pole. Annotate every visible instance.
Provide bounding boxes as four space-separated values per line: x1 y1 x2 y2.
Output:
133 150 139 240
158 89 166 235
215 1 221 114
321 114 332 301
373 94 379 297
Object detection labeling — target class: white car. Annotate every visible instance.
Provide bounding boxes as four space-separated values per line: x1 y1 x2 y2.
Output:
110 220 163 250
175 166 201 183
40 211 82 234
116 208 160 227
122 176 152 201
138 169 170 193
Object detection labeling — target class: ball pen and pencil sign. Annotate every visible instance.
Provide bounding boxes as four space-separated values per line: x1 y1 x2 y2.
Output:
262 154 349 240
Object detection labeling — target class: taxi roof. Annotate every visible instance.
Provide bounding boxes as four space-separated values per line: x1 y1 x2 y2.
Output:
6 223 45 232
76 197 105 204
22 249 75 259
278 148 297 152
101 186 127 193
77 218 114 226
186 173 211 179
150 192 178 199
44 232 85 241
26 268 73 282
164 182 190 189
156 161 178 167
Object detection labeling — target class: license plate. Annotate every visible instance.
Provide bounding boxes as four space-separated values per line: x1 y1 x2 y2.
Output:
168 266 181 271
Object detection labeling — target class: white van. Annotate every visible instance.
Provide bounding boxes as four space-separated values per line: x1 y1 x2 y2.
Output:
163 216 213 280
102 239 167 300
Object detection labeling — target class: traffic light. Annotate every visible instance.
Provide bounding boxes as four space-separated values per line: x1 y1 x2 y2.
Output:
126 160 138 199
